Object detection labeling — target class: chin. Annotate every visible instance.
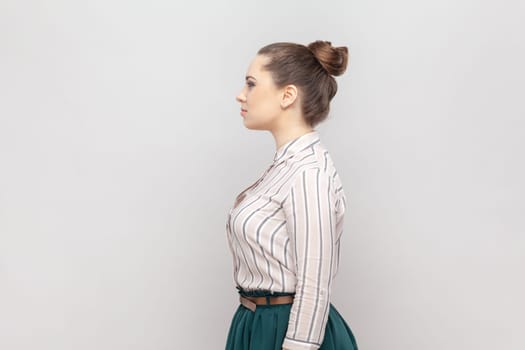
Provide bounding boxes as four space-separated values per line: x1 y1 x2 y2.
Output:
243 121 268 131
243 118 273 131
242 119 255 129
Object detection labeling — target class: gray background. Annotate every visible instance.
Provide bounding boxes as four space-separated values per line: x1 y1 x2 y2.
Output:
1 0 524 349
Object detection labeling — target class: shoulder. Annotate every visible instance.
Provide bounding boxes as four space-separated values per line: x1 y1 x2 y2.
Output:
283 143 346 209
286 166 336 196
281 158 336 205
289 141 339 182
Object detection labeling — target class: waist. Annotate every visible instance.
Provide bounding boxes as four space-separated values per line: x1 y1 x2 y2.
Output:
236 285 295 297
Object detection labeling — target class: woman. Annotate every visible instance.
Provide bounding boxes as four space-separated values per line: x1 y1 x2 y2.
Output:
225 40 358 350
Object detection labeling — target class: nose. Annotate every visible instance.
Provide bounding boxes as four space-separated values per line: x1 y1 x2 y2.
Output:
236 88 246 103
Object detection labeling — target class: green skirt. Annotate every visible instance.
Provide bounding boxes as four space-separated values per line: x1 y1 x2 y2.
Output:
225 288 358 350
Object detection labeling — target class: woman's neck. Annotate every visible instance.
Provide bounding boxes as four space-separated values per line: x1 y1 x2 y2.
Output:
271 126 315 151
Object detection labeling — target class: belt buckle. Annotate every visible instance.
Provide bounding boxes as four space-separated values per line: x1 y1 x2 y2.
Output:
240 296 257 312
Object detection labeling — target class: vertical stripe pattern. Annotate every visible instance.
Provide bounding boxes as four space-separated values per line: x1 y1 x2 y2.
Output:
225 130 347 350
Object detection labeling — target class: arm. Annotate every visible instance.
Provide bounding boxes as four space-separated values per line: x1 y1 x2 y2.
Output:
281 167 339 350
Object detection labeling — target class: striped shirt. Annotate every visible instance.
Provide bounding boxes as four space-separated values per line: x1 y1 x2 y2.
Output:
225 130 348 350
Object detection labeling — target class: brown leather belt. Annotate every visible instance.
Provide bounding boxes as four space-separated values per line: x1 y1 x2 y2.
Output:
239 295 294 312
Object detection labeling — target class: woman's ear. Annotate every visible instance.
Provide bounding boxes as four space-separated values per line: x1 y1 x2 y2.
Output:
280 84 298 109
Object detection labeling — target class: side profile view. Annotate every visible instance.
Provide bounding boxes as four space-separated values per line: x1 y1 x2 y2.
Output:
225 40 358 350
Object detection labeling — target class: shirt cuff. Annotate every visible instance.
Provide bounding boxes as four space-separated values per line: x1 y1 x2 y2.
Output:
282 337 321 350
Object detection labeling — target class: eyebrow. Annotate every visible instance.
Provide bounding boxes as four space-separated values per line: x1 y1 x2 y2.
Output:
245 75 257 81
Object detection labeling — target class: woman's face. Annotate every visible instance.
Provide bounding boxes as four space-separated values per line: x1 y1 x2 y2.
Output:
236 55 283 130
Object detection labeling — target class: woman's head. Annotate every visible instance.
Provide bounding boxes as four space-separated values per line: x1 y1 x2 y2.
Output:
236 40 349 130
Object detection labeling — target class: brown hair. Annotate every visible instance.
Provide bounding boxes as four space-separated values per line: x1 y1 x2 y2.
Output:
257 40 349 127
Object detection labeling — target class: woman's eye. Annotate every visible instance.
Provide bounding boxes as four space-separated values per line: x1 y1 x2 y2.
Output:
246 81 255 88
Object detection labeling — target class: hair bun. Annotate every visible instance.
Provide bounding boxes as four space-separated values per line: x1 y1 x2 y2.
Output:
307 40 349 77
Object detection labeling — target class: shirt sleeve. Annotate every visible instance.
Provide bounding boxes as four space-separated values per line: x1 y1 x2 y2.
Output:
281 167 340 350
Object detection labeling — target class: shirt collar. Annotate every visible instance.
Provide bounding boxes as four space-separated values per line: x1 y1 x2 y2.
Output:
273 130 321 165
